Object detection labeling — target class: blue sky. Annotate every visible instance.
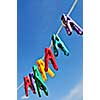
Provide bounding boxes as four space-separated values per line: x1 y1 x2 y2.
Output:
17 0 83 100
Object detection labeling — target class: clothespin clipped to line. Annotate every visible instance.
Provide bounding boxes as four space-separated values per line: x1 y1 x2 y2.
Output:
61 14 83 36
51 34 69 57
41 33 70 60
33 65 48 97
36 59 55 82
44 48 58 72
24 75 36 97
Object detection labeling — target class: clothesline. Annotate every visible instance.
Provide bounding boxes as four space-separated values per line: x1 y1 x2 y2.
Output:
17 82 24 90
17 0 78 91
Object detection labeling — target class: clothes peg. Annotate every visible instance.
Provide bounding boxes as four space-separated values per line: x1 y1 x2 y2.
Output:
24 75 36 97
32 65 48 97
29 73 36 93
36 59 55 82
61 13 83 35
52 34 69 57
44 48 58 72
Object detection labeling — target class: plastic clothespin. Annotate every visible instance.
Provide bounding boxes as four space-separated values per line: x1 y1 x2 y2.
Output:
51 34 69 57
61 13 83 35
44 48 58 72
24 75 36 97
36 59 55 82
32 65 48 97
29 73 36 93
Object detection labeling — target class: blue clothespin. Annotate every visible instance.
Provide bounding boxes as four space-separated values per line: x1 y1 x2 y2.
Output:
51 34 69 57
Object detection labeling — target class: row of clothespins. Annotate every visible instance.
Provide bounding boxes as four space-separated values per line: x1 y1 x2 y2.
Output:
23 13 83 98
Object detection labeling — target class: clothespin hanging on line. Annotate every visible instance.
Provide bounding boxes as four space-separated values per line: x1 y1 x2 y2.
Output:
51 34 69 57
36 59 55 82
33 65 48 97
61 13 83 35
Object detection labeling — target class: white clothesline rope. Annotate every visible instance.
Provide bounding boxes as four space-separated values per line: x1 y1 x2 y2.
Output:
67 0 78 16
17 82 24 91
17 0 78 91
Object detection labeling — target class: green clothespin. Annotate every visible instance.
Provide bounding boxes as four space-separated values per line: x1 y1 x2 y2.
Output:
32 65 48 97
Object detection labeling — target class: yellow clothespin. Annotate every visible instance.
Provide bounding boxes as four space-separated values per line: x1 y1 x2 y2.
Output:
36 59 55 82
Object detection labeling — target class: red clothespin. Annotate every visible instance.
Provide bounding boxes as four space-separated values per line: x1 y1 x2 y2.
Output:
44 48 58 72
24 76 36 97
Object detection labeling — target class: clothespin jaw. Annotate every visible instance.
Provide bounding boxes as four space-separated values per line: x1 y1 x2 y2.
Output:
36 59 55 81
61 13 83 35
44 48 58 72
24 76 36 97
52 34 69 57
32 65 48 97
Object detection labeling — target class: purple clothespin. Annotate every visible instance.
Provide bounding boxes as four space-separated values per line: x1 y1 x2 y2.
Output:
29 72 36 94
61 13 83 35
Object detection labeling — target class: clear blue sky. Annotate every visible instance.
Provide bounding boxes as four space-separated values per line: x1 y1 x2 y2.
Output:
17 0 83 100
